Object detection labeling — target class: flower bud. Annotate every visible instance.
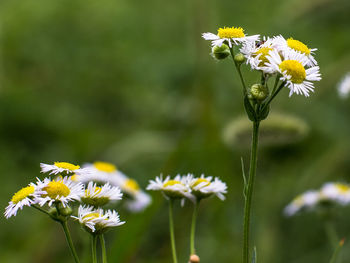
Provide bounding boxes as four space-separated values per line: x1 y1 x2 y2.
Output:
48 207 58 217
189 254 200 263
249 84 268 101
59 206 73 216
234 53 245 64
212 44 230 60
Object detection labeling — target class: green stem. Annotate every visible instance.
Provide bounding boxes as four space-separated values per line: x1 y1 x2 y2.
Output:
190 200 200 255
100 234 108 263
229 48 247 94
261 81 285 113
60 221 81 263
270 74 280 95
329 239 344 263
91 234 98 263
324 220 339 249
169 199 178 263
243 121 260 263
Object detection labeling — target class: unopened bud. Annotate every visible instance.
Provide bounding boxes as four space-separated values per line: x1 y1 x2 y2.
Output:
59 206 73 216
212 44 230 60
250 84 268 101
48 207 58 217
189 254 200 263
234 53 245 64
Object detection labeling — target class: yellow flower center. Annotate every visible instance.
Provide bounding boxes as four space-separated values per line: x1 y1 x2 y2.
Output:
83 212 101 220
193 178 211 188
254 47 273 67
94 162 117 172
336 184 349 193
163 180 182 187
85 187 102 196
217 27 245 39
287 38 311 55
43 181 70 199
11 186 35 204
294 195 304 205
70 174 78 181
279 60 306 84
54 162 80 171
124 179 140 192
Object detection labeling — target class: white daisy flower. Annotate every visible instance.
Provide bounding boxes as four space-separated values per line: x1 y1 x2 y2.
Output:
338 73 350 99
185 174 227 201
240 37 278 74
202 26 259 48
272 35 318 67
72 205 125 234
40 162 90 176
147 175 193 201
4 183 43 219
36 176 84 207
74 161 118 183
284 190 320 216
320 183 350 205
80 182 123 207
266 49 321 97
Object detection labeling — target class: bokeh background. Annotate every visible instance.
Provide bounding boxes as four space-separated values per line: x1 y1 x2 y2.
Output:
1 0 350 262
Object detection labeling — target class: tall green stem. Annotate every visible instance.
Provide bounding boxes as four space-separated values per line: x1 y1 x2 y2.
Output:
91 234 98 263
229 48 247 94
243 121 260 263
190 200 200 255
169 199 178 263
60 221 81 263
100 234 108 263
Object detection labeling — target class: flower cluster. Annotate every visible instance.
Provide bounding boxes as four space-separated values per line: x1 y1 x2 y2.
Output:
284 182 350 216
73 161 151 212
147 174 227 203
203 27 321 97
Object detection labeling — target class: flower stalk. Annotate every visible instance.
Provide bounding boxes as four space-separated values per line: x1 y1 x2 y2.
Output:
190 200 200 255
100 234 108 263
169 199 178 263
61 220 81 263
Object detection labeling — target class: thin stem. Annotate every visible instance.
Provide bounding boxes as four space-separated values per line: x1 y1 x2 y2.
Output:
261 81 285 113
242 121 260 263
100 234 108 263
190 200 200 255
229 48 247 95
271 74 280 95
168 199 178 263
91 234 98 263
329 239 344 263
324 220 339 249
60 221 81 263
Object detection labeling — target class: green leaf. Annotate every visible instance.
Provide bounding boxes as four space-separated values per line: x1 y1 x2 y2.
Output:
244 95 257 122
259 104 270 121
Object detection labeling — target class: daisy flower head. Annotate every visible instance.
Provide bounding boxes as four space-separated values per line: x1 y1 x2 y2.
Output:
272 35 318 67
73 205 125 234
284 190 320 216
338 73 350 99
202 26 259 48
36 176 84 207
75 161 118 184
80 182 123 207
4 183 43 219
266 49 321 97
40 162 90 176
147 175 192 200
185 174 227 201
320 182 350 205
240 37 278 74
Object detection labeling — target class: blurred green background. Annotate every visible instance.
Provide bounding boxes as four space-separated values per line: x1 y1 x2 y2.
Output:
1 0 350 262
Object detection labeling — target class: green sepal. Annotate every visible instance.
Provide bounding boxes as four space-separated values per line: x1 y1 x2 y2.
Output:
259 104 270 121
244 95 257 122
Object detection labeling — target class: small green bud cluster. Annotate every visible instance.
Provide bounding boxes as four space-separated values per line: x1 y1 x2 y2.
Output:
211 44 230 60
248 84 269 102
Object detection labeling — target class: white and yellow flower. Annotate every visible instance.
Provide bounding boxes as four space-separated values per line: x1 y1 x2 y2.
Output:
147 175 193 201
80 182 123 207
4 183 42 218
272 35 317 67
40 162 89 176
284 190 320 216
185 174 227 201
320 183 350 205
338 73 350 99
75 161 118 183
36 176 84 207
266 49 321 97
73 205 125 234
240 37 278 74
202 26 259 48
